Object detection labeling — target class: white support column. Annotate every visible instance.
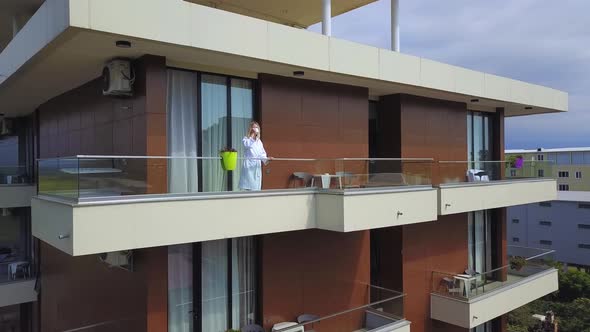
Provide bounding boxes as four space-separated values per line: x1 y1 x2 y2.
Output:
391 0 400 51
322 0 332 36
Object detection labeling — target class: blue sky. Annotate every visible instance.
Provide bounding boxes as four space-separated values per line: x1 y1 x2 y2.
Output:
309 0 590 149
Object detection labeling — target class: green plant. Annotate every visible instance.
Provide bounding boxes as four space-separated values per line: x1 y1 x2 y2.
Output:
510 256 527 271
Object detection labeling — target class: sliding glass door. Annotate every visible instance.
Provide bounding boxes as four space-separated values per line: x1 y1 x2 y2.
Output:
168 238 258 332
166 69 254 194
166 68 257 332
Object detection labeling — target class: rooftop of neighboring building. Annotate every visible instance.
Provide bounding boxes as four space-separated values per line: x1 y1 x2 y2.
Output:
557 191 590 202
507 147 590 154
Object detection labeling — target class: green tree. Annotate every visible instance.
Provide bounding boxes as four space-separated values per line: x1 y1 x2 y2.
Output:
557 269 590 302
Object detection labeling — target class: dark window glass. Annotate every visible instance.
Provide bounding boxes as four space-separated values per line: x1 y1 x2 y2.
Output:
540 240 552 245
578 224 590 229
578 244 590 249
512 219 520 224
539 221 552 226
539 202 552 207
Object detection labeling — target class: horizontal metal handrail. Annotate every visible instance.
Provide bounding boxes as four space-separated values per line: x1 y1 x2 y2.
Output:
37 155 434 162
275 292 406 332
438 160 556 164
433 247 555 278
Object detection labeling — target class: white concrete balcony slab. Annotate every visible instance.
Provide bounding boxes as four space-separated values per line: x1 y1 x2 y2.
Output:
0 279 37 307
438 179 557 215
431 269 557 329
430 246 558 328
33 156 437 256
32 186 437 256
0 184 35 208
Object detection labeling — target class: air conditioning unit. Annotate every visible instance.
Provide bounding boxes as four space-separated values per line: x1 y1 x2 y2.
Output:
98 250 133 270
102 59 134 96
0 118 13 136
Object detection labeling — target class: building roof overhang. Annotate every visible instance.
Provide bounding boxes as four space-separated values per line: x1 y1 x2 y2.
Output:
186 0 378 28
0 0 568 117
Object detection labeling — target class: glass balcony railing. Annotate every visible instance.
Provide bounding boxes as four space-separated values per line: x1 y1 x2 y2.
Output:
0 166 31 185
437 160 556 184
37 156 433 200
431 246 555 300
273 284 405 332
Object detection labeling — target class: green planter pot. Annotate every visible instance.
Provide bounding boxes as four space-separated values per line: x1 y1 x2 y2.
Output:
220 151 238 171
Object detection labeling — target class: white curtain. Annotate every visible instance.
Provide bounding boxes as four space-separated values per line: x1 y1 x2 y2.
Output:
201 75 228 192
231 237 257 329
230 79 254 191
168 244 194 332
202 240 228 332
167 69 199 332
167 70 199 193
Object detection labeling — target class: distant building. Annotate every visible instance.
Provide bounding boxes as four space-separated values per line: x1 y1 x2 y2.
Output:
506 147 590 191
508 191 590 267
507 146 590 268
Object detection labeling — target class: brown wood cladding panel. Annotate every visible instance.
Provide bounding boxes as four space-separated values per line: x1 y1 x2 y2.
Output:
261 229 370 331
37 55 168 332
39 242 148 332
402 214 469 332
258 74 369 189
399 95 467 185
139 247 169 332
38 55 166 159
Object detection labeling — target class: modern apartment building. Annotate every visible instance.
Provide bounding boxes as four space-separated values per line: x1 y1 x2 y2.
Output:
0 1 567 332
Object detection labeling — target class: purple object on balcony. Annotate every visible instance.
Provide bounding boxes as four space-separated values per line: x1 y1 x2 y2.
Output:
514 157 524 169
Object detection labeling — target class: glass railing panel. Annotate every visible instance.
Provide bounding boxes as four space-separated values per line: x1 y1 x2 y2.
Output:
58 315 147 332
505 160 556 179
38 157 79 198
272 284 405 332
335 158 432 188
37 156 434 200
432 246 555 300
438 160 556 185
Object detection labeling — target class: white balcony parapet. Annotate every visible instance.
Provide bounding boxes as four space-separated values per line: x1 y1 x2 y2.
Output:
0 279 37 307
33 156 437 256
437 161 557 215
430 246 559 328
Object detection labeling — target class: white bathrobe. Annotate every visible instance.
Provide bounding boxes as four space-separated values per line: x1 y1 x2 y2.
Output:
238 136 268 190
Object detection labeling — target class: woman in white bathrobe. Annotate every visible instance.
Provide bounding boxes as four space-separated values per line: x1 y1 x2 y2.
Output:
239 121 272 190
